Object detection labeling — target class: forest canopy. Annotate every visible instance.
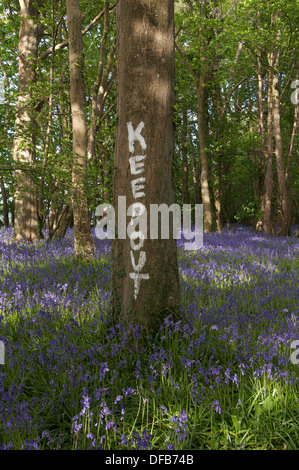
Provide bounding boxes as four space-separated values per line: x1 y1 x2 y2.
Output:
0 0 298 239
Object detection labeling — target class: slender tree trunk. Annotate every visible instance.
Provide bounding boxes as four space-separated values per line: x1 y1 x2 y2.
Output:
47 204 72 241
189 126 200 205
214 65 223 234
87 0 110 162
0 57 10 228
255 42 266 231
0 177 9 226
13 0 41 242
262 50 274 236
214 184 222 233
112 0 180 332
287 67 299 199
196 49 214 232
66 0 93 258
102 118 111 203
182 110 190 204
257 10 266 187
37 2 56 236
271 24 291 236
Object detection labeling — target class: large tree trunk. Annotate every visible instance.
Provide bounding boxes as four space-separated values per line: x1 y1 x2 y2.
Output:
66 0 93 259
112 0 180 332
13 0 41 242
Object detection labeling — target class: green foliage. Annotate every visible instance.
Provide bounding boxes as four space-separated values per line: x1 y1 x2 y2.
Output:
0 0 298 230
234 201 262 224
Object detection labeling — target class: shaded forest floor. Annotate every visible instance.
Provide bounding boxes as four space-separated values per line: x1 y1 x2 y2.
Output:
0 225 299 450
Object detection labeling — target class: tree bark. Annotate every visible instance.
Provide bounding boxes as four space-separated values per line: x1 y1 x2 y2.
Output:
271 21 291 236
196 48 214 232
255 36 266 231
181 110 190 204
66 0 93 259
189 126 200 206
262 48 274 236
112 0 180 332
47 204 72 241
0 177 9 226
287 67 299 197
13 0 41 242
87 0 111 162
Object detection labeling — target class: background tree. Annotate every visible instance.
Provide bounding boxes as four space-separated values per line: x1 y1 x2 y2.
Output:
13 0 43 241
66 0 93 259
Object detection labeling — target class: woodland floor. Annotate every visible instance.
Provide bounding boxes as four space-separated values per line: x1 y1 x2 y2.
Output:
0 224 299 450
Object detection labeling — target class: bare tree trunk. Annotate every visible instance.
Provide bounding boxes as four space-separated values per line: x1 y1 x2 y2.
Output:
287 67 299 196
271 22 291 236
189 126 200 205
87 0 112 162
0 57 11 228
182 110 190 204
0 177 9 226
213 64 224 234
255 38 266 231
66 0 93 259
37 2 57 235
214 186 222 233
257 10 266 191
196 49 214 232
47 204 72 241
112 0 180 332
262 49 274 236
13 0 41 242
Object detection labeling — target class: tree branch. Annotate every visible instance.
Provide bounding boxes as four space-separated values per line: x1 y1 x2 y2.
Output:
39 2 116 60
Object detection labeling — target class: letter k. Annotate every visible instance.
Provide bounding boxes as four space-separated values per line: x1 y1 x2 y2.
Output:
127 121 147 153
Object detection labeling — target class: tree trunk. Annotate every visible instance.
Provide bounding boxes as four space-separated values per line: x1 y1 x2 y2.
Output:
255 39 266 231
287 67 299 218
38 4 56 237
13 0 41 242
213 65 223 234
271 23 291 236
112 0 180 333
87 0 110 162
47 204 72 241
262 49 274 236
196 49 214 232
182 110 190 204
66 0 93 258
189 126 200 205
256 10 266 202
0 177 9 226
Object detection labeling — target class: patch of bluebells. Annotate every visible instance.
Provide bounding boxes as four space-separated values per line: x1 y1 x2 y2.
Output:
212 400 222 414
130 429 152 450
0 225 299 449
170 410 188 446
